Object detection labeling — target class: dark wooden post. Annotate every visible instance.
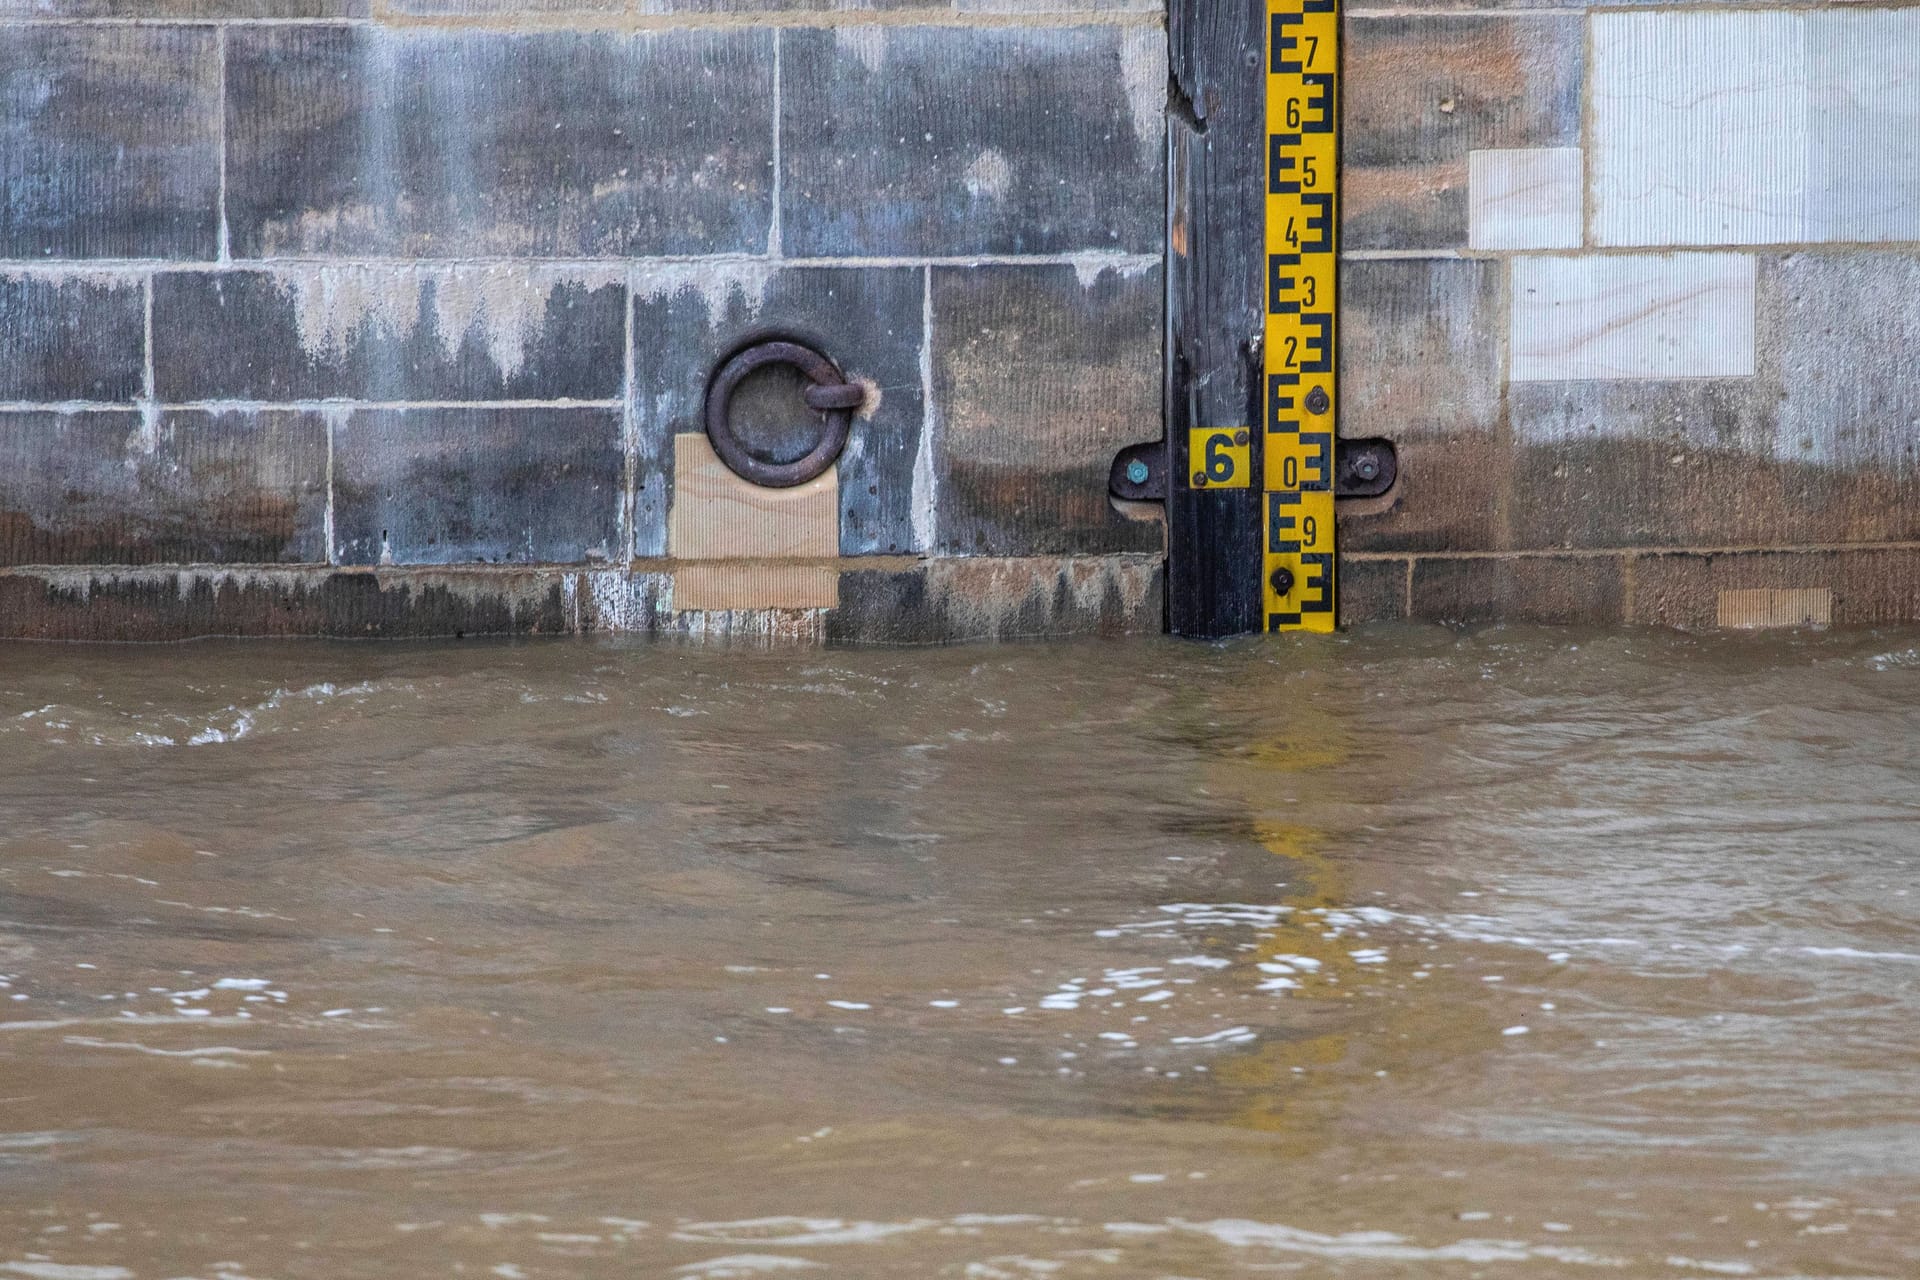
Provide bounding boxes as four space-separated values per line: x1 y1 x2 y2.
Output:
1164 0 1266 638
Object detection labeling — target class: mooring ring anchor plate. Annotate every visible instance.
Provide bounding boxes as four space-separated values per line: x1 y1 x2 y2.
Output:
704 338 858 488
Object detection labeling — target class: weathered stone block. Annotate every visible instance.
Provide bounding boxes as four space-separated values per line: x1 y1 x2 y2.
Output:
1631 548 1920 629
1511 255 1756 382
828 554 1163 643
0 274 144 403
0 410 327 565
1339 258 1505 553
780 25 1164 256
1508 253 1920 551
0 28 220 259
152 267 625 403
1335 555 1408 626
1509 379 1786 549
1775 253 1920 506
628 264 924 557
928 263 1161 557
1594 12 1920 247
332 407 622 566
226 28 773 258
1345 15 1582 251
0 0 361 15
0 567 576 641
1410 553 1626 625
386 0 1152 13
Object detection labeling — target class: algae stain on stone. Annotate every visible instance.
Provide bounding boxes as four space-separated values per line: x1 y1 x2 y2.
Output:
631 262 773 323
272 265 615 382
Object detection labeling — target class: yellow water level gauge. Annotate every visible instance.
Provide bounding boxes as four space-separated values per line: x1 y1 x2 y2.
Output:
1264 0 1338 632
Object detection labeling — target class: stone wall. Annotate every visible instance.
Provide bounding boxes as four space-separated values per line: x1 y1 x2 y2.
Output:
0 5 1166 641
4 1 1918 640
1340 7 1920 629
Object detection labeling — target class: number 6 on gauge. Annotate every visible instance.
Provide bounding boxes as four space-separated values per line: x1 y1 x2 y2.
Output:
1185 426 1251 490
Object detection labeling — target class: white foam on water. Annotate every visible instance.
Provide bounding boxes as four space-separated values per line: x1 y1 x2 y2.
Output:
1171 1218 1623 1266
1 1266 135 1280
672 1218 929 1247
1664 1256 1756 1275
62 1037 266 1060
1169 1027 1256 1046
674 1257 822 1277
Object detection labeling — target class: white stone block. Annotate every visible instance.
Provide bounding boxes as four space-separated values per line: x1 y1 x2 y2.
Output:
1593 11 1920 246
1509 254 1756 382
1807 15 1920 243
1469 148 1583 251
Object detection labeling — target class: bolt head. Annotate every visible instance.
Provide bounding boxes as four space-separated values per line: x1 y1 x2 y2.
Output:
1353 455 1381 481
1126 459 1150 484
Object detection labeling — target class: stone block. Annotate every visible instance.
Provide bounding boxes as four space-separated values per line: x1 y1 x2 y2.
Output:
1469 147 1582 250
1345 15 1582 251
1335 555 1408 626
1509 378 1795 549
828 554 1163 643
1507 252 1920 551
0 567 576 641
331 407 622 566
152 267 625 403
225 27 773 258
1631 548 1920 629
0 410 327 565
1510 254 1756 382
674 563 838 611
1339 258 1506 553
1 0 359 16
0 274 144 403
385 0 1152 12
1593 12 1920 246
628 264 923 557
0 28 220 259
780 25 1164 255
1717 587 1831 629
668 433 838 561
1775 252 1920 487
928 263 1162 557
1410 553 1626 625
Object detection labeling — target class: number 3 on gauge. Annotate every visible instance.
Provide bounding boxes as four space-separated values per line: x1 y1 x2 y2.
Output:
1187 426 1250 490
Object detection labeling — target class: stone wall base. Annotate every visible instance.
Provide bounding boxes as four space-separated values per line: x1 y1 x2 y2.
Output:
0 556 1165 645
1340 547 1920 630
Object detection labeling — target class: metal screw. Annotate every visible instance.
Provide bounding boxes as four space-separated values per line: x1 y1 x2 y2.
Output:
1233 428 1250 445
1305 387 1331 415
1192 471 1208 488
1126 459 1150 485
1269 567 1295 596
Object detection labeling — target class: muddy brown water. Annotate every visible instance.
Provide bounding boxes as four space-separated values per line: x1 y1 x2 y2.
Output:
0 628 1916 1279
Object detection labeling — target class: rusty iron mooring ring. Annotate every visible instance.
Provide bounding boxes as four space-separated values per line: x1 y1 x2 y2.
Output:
704 338 860 488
